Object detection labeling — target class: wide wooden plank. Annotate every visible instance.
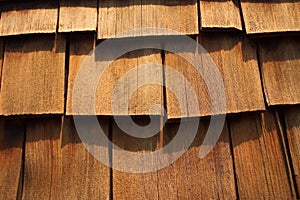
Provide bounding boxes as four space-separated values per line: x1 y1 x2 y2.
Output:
98 0 198 39
158 120 237 199
240 0 300 34
59 0 97 32
284 106 300 191
68 37 164 115
230 112 295 199
61 117 110 199
0 1 58 36
200 0 242 30
112 118 160 199
259 37 300 105
165 33 265 118
0 120 24 200
1 35 66 115
22 117 62 199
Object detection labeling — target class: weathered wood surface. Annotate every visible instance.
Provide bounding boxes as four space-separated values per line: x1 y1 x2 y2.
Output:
0 1 58 36
158 120 237 199
98 0 198 39
61 117 110 199
112 118 160 199
284 106 300 192
68 42 163 116
259 37 300 106
59 0 97 32
165 33 265 118
230 112 296 199
1 35 66 115
0 120 24 200
240 0 300 33
22 118 62 199
200 0 242 30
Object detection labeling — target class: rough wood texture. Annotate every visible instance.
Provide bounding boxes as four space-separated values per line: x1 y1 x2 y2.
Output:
230 112 296 199
240 0 300 34
66 34 95 115
68 39 164 115
59 0 97 32
284 106 300 192
22 118 62 199
259 37 300 106
61 117 110 199
1 35 66 115
0 1 58 36
0 39 4 115
0 120 24 200
112 118 160 199
158 120 237 199
165 33 265 118
200 0 242 30
98 0 198 39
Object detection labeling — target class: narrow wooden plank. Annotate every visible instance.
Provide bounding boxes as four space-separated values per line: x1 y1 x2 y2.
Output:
230 112 295 199
66 34 95 115
98 0 198 39
240 0 300 34
112 118 160 199
165 33 265 118
0 39 4 115
200 0 242 30
59 0 97 32
22 117 62 199
158 120 237 199
1 35 66 115
259 37 300 106
68 39 163 115
0 119 24 200
61 117 110 199
284 106 300 191
0 1 58 36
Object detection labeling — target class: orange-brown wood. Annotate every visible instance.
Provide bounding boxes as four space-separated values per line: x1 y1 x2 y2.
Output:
0 120 24 200
230 112 296 199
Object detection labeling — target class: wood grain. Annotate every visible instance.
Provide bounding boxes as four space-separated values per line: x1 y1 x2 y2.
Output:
59 0 97 32
66 34 95 115
61 117 110 199
98 0 198 39
158 120 237 199
0 120 24 200
0 1 58 36
230 112 296 199
165 33 265 118
200 0 242 30
22 117 62 200
240 0 300 34
259 36 300 106
284 106 300 192
112 118 160 200
68 39 164 115
1 35 66 115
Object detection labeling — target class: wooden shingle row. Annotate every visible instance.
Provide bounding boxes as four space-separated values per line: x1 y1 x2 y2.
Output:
1 107 299 199
0 32 299 117
1 0 300 37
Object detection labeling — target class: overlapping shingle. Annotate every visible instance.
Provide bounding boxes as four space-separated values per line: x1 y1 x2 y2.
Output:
259 36 300 106
230 112 296 199
240 0 300 34
67 34 164 116
1 35 66 115
0 1 58 36
59 0 97 32
200 0 242 30
165 33 265 118
98 0 198 39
